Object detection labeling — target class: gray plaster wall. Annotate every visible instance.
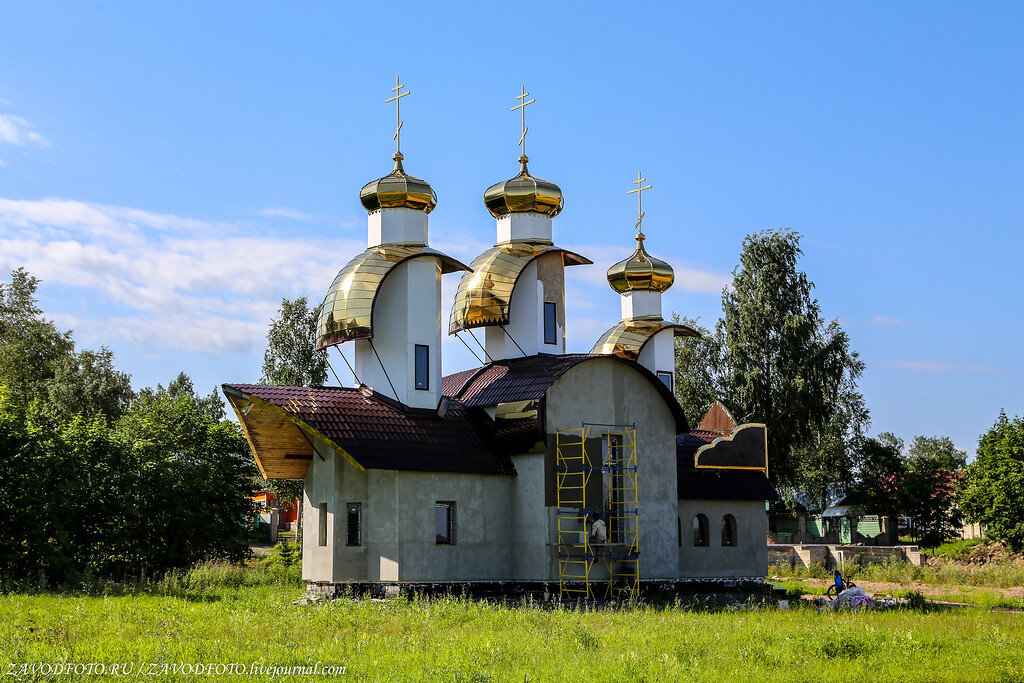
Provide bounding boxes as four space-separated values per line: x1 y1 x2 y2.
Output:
544 358 680 580
301 438 335 582
387 471 513 581
677 499 768 578
509 453 557 581
302 438 515 582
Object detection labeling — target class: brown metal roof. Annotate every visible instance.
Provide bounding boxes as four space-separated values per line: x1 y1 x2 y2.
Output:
441 366 487 398
224 384 515 477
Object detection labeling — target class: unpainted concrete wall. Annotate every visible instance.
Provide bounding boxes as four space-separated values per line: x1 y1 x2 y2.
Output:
301 438 335 582
677 499 768 578
509 453 557 581
302 437 515 582
544 357 680 579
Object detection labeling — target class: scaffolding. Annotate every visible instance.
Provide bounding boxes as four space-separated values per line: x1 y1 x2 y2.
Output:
556 423 639 601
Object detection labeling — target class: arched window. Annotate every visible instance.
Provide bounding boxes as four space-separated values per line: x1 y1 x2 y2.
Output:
693 514 709 547
722 514 737 547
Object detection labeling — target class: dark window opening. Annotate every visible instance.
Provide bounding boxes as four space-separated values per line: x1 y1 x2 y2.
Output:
435 502 455 545
722 514 737 547
318 503 328 546
543 302 557 345
657 371 673 391
693 514 709 547
677 516 682 548
414 344 429 390
346 503 361 547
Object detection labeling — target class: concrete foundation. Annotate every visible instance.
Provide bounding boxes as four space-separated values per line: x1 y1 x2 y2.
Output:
767 544 926 570
305 577 770 603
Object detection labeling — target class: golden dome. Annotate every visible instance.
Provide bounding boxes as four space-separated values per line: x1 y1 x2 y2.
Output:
359 153 437 214
483 156 563 218
606 233 675 293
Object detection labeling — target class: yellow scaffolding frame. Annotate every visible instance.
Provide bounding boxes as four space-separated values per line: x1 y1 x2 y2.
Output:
556 423 639 602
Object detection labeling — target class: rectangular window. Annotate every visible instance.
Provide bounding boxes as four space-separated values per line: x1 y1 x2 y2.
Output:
318 503 328 546
657 371 673 392
435 502 455 545
543 302 557 345
415 344 429 390
346 503 361 547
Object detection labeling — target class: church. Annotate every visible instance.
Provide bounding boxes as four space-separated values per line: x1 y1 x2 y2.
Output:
223 82 776 599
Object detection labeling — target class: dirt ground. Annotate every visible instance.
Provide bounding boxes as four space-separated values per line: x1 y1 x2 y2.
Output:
842 580 1024 603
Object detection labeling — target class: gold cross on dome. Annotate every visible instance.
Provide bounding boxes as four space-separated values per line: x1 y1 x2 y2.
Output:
627 171 653 238
385 76 410 155
510 85 535 160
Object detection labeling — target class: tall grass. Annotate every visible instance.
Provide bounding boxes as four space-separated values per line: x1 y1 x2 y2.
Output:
156 561 303 593
930 537 986 559
2 585 1024 681
0 561 303 598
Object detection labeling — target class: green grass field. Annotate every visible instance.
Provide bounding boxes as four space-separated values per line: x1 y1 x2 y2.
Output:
3 566 1024 682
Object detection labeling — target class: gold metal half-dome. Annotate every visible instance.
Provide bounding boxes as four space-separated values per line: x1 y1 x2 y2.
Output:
359 153 437 214
606 235 675 293
317 244 470 349
589 318 699 360
483 156 563 219
449 241 591 334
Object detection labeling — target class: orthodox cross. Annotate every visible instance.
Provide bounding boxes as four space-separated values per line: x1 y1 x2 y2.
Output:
511 86 535 160
627 171 653 238
386 76 410 155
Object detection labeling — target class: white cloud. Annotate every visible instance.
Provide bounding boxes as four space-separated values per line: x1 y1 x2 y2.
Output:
882 360 996 373
0 197 362 354
260 206 314 222
0 113 50 147
0 197 733 358
867 314 903 327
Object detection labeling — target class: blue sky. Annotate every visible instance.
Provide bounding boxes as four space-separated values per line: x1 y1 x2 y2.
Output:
1 2 1021 454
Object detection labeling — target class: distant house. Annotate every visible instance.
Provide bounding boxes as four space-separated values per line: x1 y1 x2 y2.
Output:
251 490 299 528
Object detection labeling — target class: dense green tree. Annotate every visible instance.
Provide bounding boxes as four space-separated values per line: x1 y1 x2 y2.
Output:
0 268 134 423
962 412 1024 551
0 268 255 583
0 379 255 584
848 432 906 519
672 315 724 429
900 435 966 545
261 296 328 387
136 371 225 422
44 347 134 423
0 268 74 408
117 385 255 574
686 230 867 495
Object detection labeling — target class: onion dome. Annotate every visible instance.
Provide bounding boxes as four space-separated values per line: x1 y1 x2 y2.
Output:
359 152 437 214
606 232 675 293
483 155 563 218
